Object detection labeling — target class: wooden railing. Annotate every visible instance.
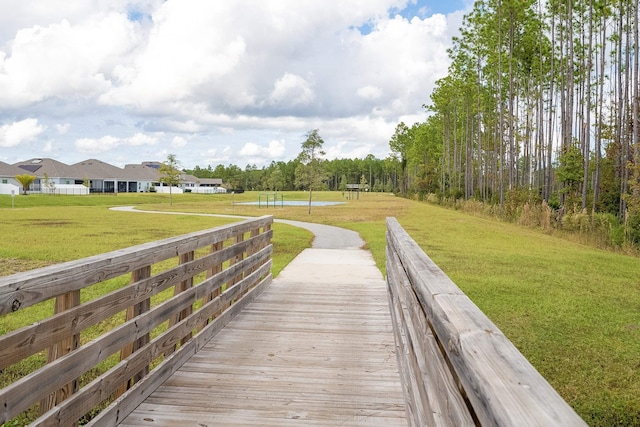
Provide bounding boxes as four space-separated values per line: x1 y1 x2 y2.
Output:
385 217 587 427
0 215 273 426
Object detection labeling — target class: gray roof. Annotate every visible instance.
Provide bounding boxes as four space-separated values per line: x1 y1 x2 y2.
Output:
71 159 124 179
123 164 161 181
198 178 223 185
7 157 222 185
181 173 200 183
13 158 77 179
0 161 27 178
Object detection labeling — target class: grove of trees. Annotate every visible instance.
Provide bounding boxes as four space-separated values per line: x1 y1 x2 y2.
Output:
389 0 640 246
185 154 401 195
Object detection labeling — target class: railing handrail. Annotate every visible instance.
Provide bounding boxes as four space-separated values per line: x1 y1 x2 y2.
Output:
0 215 273 426
385 217 587 426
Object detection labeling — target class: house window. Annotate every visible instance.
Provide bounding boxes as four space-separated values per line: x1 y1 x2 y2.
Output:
1 179 7 184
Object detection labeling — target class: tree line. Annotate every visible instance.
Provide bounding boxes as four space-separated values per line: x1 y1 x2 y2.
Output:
389 0 640 246
185 153 401 194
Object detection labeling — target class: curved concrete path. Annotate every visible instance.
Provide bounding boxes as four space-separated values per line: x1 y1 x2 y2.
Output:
110 206 365 250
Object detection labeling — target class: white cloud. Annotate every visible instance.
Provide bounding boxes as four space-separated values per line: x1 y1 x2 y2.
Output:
268 73 315 107
0 14 139 108
75 132 157 154
100 2 249 110
0 0 464 167
325 140 375 160
0 1 161 41
0 118 46 147
239 140 286 158
203 146 232 165
128 132 158 146
76 135 120 153
42 140 55 153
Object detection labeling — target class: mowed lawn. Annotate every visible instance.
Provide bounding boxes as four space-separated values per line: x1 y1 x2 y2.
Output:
1 191 639 426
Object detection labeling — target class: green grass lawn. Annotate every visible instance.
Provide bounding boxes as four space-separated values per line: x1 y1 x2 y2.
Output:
1 191 639 426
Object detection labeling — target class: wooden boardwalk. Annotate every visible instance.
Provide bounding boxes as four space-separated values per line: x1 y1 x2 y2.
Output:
120 247 407 426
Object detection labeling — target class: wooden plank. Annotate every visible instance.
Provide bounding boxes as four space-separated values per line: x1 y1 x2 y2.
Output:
387 261 423 427
39 290 81 420
0 245 272 423
165 250 195 356
387 241 475 426
119 248 405 427
386 217 587 426
87 272 274 427
32 263 273 427
0 231 271 370
0 216 272 315
114 265 152 398
198 240 224 331
227 232 245 306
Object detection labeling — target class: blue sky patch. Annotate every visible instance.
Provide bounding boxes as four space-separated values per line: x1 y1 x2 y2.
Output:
127 9 148 22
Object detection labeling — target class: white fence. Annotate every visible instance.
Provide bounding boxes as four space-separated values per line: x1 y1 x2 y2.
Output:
0 183 21 196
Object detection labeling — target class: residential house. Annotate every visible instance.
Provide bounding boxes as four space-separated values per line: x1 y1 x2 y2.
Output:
123 163 161 193
12 158 88 195
193 178 226 193
0 158 225 195
0 161 25 195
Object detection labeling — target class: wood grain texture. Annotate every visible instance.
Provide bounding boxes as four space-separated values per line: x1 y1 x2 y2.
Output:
0 235 267 370
0 216 272 315
0 217 273 425
118 248 406 427
87 272 273 427
385 217 587 427
40 265 273 427
386 242 474 427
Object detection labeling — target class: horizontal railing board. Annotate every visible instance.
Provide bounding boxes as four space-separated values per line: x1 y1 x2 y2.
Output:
385 217 587 427
0 216 272 315
386 241 475 427
0 216 273 425
387 245 427 427
35 262 272 426
0 245 272 421
86 270 273 427
0 231 271 370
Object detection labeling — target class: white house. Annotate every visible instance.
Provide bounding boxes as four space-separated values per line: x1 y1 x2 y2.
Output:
0 161 24 195
2 158 226 196
12 158 88 195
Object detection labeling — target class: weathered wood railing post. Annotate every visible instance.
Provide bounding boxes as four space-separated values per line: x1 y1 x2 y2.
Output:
39 290 81 422
385 217 587 427
0 215 273 426
199 240 224 330
174 250 195 348
227 232 245 307
115 265 152 398
244 226 261 295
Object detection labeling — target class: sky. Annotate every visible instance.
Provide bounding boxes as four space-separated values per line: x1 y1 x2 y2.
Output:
0 0 471 169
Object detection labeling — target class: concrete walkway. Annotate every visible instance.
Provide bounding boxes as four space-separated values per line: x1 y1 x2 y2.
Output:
109 206 365 250
112 206 407 425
